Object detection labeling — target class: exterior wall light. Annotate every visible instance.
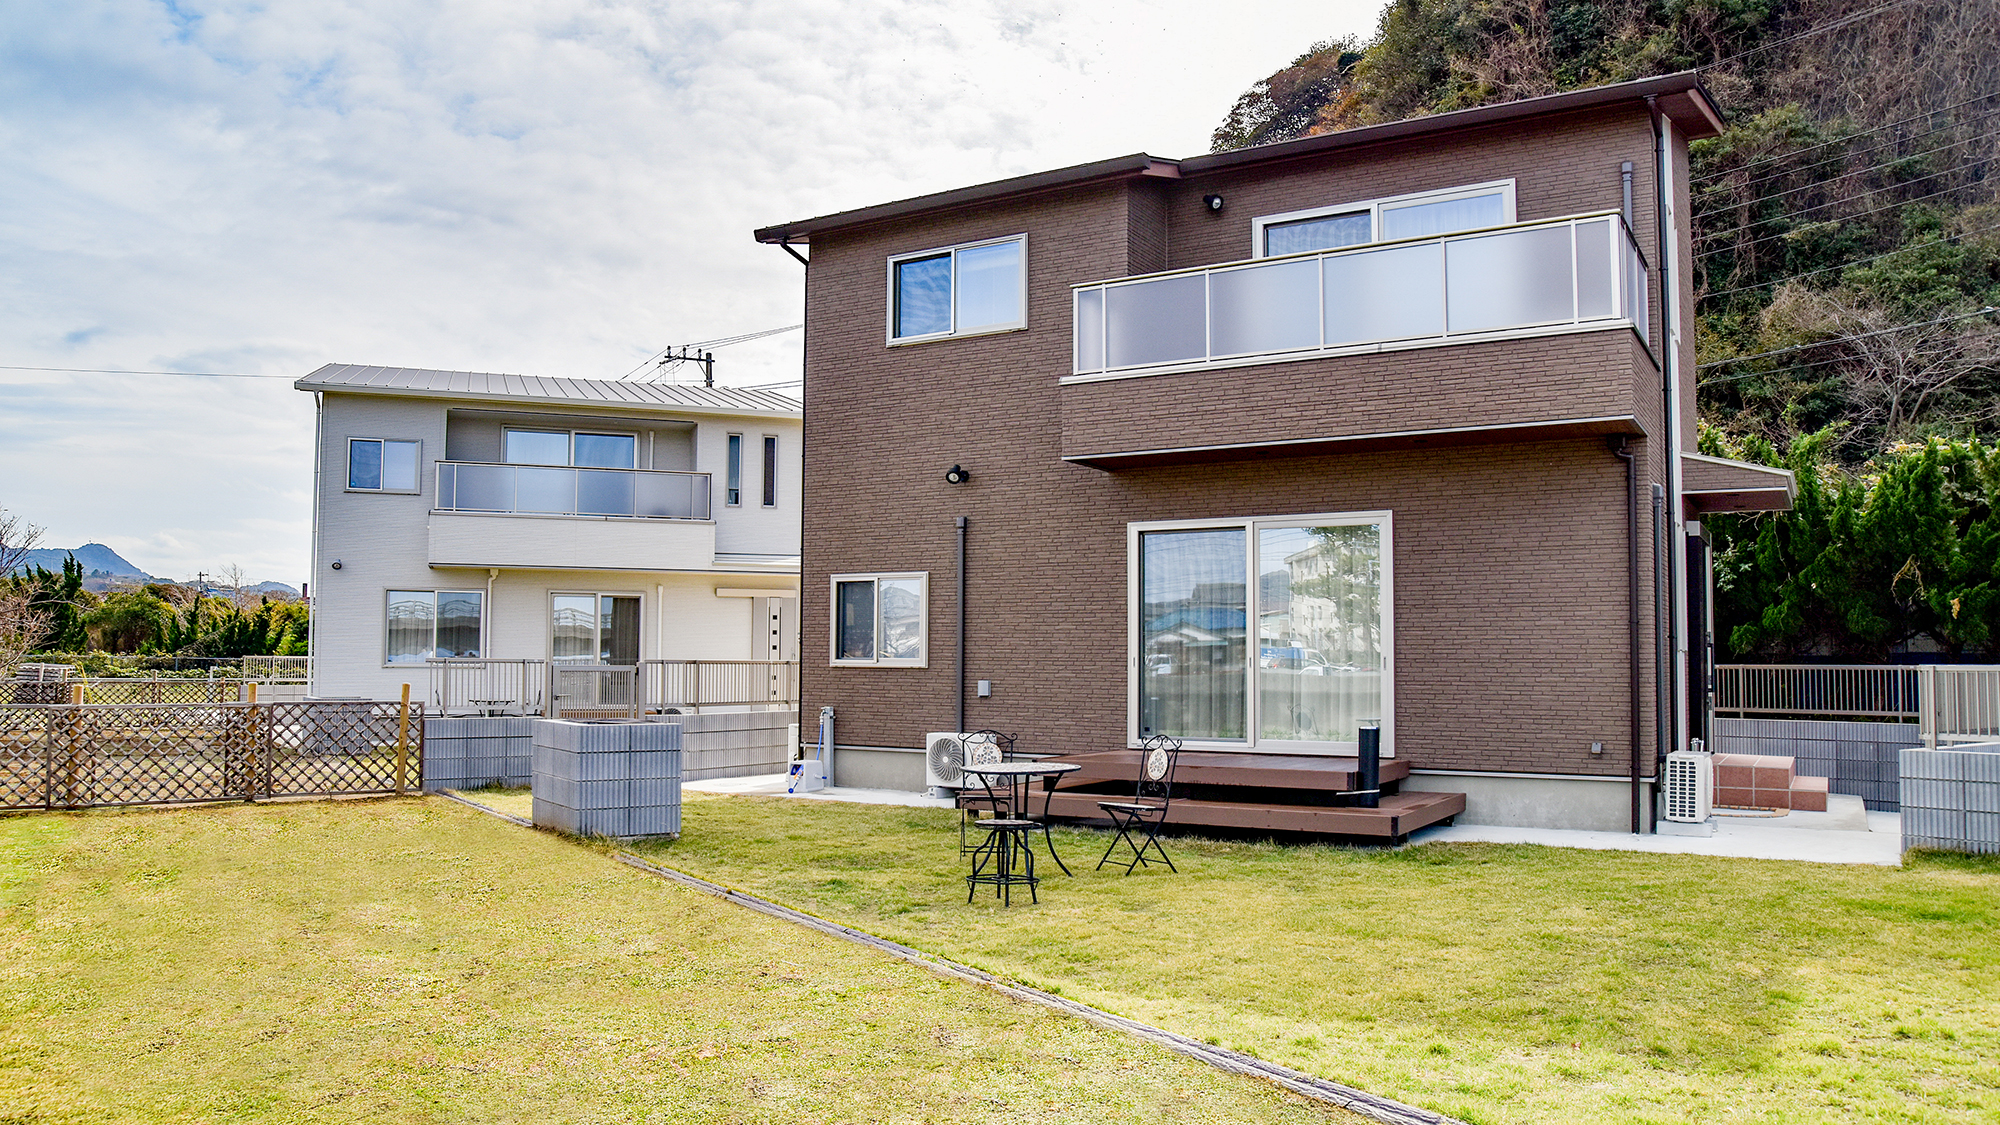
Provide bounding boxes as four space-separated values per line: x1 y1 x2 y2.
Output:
944 465 970 484
329 559 343 570
1203 194 1225 213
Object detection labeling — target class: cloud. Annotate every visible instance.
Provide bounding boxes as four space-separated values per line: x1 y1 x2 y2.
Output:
0 0 1379 582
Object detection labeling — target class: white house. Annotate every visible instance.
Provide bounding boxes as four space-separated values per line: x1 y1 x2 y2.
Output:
296 364 801 707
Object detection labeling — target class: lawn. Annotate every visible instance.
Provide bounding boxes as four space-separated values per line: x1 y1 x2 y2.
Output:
575 791 2000 1125
0 798 1359 1124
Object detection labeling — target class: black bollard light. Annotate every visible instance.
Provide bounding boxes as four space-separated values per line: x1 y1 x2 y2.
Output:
1356 723 1381 809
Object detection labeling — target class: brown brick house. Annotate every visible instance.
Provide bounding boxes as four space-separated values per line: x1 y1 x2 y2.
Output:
753 73 1792 832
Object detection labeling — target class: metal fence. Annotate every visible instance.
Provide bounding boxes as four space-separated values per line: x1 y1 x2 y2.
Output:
1918 665 2000 747
426 658 798 718
428 658 547 716
0 699 423 810
1713 665 1923 720
242 655 311 681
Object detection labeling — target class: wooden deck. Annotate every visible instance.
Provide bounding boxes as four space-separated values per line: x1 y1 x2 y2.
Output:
1039 750 1463 841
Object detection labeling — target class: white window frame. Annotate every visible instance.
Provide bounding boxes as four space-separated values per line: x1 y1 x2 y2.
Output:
725 433 743 506
1251 180 1517 258
383 588 484 665
346 438 422 493
829 572 929 667
549 590 645 665
502 427 641 468
885 233 1028 345
1125 510 1394 756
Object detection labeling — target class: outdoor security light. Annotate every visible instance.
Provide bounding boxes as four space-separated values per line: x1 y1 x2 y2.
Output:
1203 193 1225 213
329 559 343 570
945 464 970 484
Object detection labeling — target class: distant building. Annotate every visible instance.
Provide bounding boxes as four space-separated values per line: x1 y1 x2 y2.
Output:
295 364 801 703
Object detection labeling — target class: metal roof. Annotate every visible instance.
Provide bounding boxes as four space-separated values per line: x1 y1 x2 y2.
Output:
754 72 1722 245
294 363 802 418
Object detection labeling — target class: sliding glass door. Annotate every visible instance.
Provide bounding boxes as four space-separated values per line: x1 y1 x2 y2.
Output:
1133 512 1391 755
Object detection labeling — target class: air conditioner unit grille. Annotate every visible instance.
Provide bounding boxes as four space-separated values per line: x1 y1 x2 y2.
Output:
1662 750 1713 823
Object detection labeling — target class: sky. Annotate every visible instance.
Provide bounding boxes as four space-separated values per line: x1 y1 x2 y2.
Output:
0 0 1381 586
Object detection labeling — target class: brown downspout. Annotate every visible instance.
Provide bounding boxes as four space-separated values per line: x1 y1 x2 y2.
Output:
1611 435 1642 833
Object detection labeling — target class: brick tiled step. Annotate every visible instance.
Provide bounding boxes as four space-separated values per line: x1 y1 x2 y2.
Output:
1044 788 1464 839
1715 751 1798 810
1789 774 1829 812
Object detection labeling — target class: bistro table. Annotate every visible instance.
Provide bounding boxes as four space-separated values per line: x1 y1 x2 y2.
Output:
960 760 1083 877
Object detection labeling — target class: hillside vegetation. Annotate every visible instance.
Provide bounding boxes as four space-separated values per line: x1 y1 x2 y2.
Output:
1212 0 2000 658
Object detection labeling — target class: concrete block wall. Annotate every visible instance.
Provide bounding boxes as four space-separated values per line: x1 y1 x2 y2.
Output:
532 719 682 838
670 709 797 780
1901 744 2000 855
1712 718 1920 811
423 716 534 790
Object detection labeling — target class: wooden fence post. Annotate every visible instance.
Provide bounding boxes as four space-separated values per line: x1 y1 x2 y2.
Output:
395 683 411 795
61 683 85 808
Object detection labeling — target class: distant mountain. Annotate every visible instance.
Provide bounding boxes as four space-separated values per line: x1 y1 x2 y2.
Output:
13 543 152 579
248 581 299 596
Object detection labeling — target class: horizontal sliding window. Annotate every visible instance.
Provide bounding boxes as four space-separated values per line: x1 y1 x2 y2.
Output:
831 573 927 666
888 235 1025 343
1132 513 1391 755
386 589 482 663
348 438 419 492
1255 180 1516 258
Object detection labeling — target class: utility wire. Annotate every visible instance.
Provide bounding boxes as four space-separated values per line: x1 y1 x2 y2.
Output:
1694 120 2000 217
1695 305 1999 386
1700 103 1999 196
1694 89 2000 181
0 364 288 379
1699 219 2000 302
1696 0 1926 73
1698 341 1972 386
619 323 802 380
1697 178 1994 260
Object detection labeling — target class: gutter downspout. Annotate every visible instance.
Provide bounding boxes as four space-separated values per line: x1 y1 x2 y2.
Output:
1648 94 1686 782
1612 436 1642 834
956 516 967 734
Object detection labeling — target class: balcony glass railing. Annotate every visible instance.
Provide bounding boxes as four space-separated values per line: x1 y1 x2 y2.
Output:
1072 212 1649 376
435 462 712 520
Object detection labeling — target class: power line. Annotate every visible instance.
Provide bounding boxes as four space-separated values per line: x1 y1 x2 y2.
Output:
1696 0 1926 74
1699 219 2000 302
1697 178 1994 261
1695 305 1999 386
0 364 288 379
618 323 802 380
1694 119 2000 217
1694 89 2000 182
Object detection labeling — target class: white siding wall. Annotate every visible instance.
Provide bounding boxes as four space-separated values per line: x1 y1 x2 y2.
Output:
309 391 801 702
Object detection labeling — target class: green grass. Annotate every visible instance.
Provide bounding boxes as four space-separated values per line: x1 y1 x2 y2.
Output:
0 798 1359 1124
590 792 2000 1125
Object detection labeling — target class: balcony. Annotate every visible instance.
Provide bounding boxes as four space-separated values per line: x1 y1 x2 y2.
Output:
435 461 711 520
1070 212 1649 379
428 461 716 572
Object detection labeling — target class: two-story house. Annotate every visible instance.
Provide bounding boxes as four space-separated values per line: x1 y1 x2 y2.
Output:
754 72 1795 832
297 364 802 707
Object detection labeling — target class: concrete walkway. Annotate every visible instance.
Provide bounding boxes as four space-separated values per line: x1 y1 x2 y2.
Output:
689 774 1903 866
1410 795 1903 866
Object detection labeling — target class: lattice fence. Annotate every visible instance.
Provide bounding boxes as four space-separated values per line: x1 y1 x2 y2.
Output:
0 700 423 810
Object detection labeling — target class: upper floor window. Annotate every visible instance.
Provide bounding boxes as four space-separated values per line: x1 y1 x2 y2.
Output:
761 435 778 507
349 438 420 492
726 433 743 506
504 428 636 469
887 234 1025 343
1253 180 1516 258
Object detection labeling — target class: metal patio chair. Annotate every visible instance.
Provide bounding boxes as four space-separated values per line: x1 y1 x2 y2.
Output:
956 729 1014 855
1096 734 1183 874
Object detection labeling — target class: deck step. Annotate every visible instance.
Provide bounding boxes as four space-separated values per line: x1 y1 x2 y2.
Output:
1040 750 1410 792
1045 789 1464 838
1789 773 1829 812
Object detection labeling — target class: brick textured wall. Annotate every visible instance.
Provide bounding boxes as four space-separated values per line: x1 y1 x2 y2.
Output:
796 106 1681 779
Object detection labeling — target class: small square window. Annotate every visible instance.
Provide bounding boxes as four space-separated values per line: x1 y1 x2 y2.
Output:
830 573 927 666
349 439 420 491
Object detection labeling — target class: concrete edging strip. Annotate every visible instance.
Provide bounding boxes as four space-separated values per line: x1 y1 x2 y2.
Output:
434 790 1459 1125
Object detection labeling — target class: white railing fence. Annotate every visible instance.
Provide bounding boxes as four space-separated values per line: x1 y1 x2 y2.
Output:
428 658 548 716
1715 663 2000 748
430 658 798 718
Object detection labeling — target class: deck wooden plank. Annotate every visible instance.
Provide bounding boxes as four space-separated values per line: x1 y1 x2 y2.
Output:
1045 789 1464 838
1040 750 1410 791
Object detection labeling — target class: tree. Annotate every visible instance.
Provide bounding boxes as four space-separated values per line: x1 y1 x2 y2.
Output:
20 556 89 653
85 590 174 654
0 507 47 671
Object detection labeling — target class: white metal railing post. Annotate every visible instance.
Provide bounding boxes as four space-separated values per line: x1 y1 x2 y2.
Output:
1920 663 1938 748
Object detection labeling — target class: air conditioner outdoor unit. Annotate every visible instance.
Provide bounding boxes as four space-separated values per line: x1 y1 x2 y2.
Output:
1661 748 1714 823
924 730 998 794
